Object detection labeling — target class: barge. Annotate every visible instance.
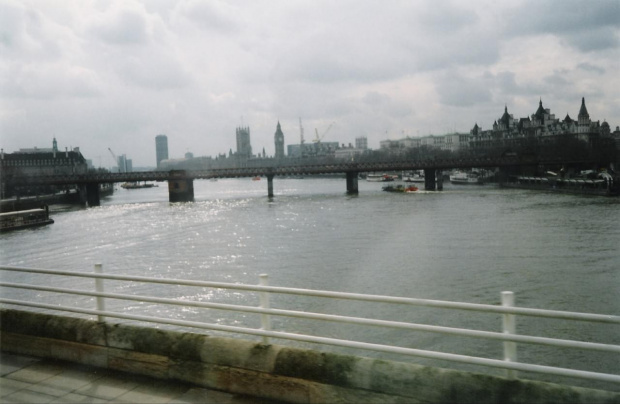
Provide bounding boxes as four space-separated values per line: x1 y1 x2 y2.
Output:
0 206 54 232
500 172 618 196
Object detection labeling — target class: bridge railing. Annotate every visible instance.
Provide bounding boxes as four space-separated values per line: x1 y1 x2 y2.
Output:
0 264 618 386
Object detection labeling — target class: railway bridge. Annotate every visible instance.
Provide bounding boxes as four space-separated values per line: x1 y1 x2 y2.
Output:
4 155 550 205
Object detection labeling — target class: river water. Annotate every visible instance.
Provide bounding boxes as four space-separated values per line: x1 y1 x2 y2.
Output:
1 178 618 389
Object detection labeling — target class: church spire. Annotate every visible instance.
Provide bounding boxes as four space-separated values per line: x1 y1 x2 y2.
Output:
578 97 589 119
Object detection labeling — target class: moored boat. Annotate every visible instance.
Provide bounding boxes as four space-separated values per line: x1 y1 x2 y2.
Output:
501 172 618 196
0 206 54 232
121 182 157 189
450 171 482 185
403 171 425 183
366 173 394 182
382 185 419 193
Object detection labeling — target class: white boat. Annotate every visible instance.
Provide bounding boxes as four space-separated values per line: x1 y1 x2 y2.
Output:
403 171 425 183
366 173 394 182
450 171 482 185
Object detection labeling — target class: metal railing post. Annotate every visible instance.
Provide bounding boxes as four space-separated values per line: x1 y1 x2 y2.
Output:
94 263 105 322
502 291 517 379
259 274 271 344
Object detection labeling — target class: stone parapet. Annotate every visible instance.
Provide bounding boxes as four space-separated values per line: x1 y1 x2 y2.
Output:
1 309 618 404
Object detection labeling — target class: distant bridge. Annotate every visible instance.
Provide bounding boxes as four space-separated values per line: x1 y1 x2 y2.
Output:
2 155 575 205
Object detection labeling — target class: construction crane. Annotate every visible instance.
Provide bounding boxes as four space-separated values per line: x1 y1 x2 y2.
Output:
108 148 119 172
313 122 335 143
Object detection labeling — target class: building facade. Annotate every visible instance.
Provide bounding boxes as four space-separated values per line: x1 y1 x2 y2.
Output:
155 135 169 168
0 138 88 197
379 98 613 156
355 136 368 150
117 155 132 173
236 127 252 159
471 97 606 149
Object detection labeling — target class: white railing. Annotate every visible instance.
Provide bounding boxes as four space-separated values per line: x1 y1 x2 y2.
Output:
0 265 618 385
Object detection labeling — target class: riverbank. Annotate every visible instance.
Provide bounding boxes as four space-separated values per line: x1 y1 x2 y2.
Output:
0 185 114 212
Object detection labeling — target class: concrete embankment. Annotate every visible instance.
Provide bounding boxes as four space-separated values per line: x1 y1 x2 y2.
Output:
0 309 617 404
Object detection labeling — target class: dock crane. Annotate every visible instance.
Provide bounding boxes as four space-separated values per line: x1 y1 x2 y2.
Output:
313 122 335 143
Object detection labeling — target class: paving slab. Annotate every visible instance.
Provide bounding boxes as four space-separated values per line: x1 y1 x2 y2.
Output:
0 352 289 404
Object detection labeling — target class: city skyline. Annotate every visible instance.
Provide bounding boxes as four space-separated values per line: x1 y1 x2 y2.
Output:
1 0 619 167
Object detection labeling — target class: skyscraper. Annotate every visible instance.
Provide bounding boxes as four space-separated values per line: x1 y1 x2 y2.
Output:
155 134 168 168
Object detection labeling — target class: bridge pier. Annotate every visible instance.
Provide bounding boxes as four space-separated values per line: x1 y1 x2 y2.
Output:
436 170 443 191
78 183 101 207
424 169 436 191
267 174 274 197
86 183 101 206
168 171 194 202
346 172 359 194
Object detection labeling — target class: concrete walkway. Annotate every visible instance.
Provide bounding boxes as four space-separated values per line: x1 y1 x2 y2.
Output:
0 352 284 404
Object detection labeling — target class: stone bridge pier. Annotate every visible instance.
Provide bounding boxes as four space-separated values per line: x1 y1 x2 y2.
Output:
346 172 359 194
168 171 194 202
79 183 101 207
267 174 274 197
423 169 443 191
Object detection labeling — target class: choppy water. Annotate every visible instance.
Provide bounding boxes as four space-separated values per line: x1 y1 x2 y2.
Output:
1 178 619 389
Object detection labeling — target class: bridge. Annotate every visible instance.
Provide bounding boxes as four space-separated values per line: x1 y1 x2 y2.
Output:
4 155 560 205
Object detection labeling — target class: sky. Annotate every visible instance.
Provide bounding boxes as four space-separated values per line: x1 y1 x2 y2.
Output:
1 0 619 168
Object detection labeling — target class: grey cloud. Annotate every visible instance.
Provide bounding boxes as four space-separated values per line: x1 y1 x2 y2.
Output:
362 92 411 117
116 54 193 90
177 1 239 33
503 0 620 51
89 10 149 45
1 63 102 99
411 33 501 71
562 27 620 52
0 2 63 60
435 72 493 107
576 62 605 74
414 1 479 33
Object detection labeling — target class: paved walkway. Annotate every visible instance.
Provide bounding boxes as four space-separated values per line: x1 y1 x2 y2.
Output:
0 352 284 404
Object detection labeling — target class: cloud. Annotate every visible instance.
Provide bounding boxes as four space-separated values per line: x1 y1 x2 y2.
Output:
0 1 66 61
503 0 620 51
1 63 102 99
563 27 620 52
576 63 605 75
434 71 493 107
89 9 149 44
174 0 240 34
115 52 193 90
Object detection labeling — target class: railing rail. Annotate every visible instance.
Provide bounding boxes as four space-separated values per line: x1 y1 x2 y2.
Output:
0 265 618 385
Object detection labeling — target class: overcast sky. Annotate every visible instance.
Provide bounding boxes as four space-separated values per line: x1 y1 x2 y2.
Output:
1 0 619 168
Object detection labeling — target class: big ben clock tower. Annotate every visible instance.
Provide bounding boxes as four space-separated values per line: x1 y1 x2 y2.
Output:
274 121 285 159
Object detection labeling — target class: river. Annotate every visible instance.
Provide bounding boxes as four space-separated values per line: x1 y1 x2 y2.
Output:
1 178 618 390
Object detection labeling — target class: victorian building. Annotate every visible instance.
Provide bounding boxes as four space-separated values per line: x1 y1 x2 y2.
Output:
470 97 605 148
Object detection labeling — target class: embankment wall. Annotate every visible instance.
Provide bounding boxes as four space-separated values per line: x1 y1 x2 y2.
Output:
1 309 617 404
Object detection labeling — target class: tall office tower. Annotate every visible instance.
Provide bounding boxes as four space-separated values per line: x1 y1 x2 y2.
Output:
155 134 169 168
236 127 252 158
274 121 285 159
117 155 132 173
355 136 368 150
